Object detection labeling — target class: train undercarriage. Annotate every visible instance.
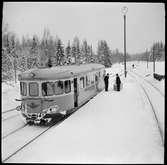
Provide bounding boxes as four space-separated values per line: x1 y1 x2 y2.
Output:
21 111 67 125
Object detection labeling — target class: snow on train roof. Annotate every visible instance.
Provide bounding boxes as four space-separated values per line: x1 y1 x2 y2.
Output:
18 63 105 81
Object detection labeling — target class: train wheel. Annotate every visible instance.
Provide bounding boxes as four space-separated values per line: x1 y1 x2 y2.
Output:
51 114 65 123
40 119 47 125
66 110 73 116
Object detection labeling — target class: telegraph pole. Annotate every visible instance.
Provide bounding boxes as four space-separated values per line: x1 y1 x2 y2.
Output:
146 49 148 69
124 14 127 77
153 45 155 74
122 6 128 78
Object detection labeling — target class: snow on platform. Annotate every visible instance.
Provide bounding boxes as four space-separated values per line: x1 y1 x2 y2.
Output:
6 77 164 163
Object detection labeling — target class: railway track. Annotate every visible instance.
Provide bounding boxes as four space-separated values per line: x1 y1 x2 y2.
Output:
128 72 164 145
2 109 27 141
131 70 164 97
2 124 28 139
3 114 19 122
2 99 91 163
2 108 19 122
2 114 68 162
2 108 16 114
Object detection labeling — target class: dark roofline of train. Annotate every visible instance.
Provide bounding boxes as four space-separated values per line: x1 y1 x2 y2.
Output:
18 63 105 81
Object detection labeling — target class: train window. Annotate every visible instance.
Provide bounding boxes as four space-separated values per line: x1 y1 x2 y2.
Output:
29 82 39 97
42 82 54 96
80 77 85 89
55 81 64 95
86 75 90 87
20 82 27 96
95 74 98 82
64 80 71 93
90 74 94 84
99 72 101 77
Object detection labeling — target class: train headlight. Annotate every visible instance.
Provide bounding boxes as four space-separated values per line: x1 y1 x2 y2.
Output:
16 105 21 111
46 105 60 114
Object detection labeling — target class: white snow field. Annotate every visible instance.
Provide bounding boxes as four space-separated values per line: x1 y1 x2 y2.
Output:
2 61 165 163
2 81 20 112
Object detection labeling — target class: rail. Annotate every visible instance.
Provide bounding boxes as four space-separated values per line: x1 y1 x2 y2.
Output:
128 72 164 145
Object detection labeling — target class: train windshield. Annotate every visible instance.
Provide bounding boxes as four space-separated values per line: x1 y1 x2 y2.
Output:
64 80 71 93
80 77 85 89
20 82 27 96
29 82 39 97
41 80 71 96
86 75 90 86
55 81 64 95
42 82 54 96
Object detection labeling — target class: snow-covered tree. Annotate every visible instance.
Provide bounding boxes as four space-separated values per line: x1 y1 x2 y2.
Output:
2 29 19 82
97 40 112 67
81 40 89 63
71 43 77 64
150 42 165 61
65 40 72 65
56 39 65 66
27 35 40 69
73 36 81 64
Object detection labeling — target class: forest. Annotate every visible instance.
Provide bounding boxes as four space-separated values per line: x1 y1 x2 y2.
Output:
2 24 165 82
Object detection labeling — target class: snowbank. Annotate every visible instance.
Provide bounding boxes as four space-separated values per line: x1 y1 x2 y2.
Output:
2 81 20 112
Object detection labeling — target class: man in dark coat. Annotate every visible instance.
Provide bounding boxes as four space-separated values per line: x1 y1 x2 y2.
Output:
104 73 109 91
116 74 121 91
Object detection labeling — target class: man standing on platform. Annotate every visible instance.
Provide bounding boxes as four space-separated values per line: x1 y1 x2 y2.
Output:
116 74 121 91
104 73 109 91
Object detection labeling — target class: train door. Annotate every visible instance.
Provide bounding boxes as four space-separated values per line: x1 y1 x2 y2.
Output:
73 78 78 107
95 74 98 90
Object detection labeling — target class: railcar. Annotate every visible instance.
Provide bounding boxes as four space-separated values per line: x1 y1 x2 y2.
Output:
16 63 105 124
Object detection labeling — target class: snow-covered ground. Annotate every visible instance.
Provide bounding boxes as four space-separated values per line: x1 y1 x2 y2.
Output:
2 81 20 112
2 61 165 163
133 61 165 75
129 61 165 96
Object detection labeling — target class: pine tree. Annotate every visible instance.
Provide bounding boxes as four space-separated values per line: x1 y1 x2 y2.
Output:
71 45 76 64
103 41 112 67
97 40 112 67
89 45 96 63
2 32 18 82
150 42 164 61
82 40 89 63
56 39 64 66
87 45 95 63
29 35 39 69
73 36 81 64
65 40 72 65
2 47 13 80
47 37 56 67
97 40 104 64
80 45 85 64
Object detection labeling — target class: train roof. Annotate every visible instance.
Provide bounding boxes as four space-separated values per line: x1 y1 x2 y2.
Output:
18 63 105 81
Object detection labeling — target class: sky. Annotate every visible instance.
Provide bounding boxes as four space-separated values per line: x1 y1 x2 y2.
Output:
2 2 165 54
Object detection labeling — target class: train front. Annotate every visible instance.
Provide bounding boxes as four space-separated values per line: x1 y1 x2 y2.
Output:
16 70 53 124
